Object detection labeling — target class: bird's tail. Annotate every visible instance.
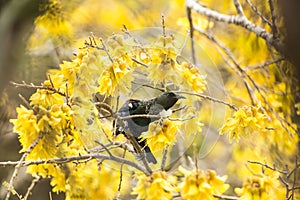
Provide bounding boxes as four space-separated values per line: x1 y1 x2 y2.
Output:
144 146 157 164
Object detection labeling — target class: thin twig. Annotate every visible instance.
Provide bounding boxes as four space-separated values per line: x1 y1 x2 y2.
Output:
194 28 256 105
96 142 114 157
244 57 284 71
100 38 114 63
122 24 151 60
65 83 70 106
49 192 53 200
186 7 196 64
161 15 166 47
232 0 244 16
116 148 126 200
131 57 149 68
247 160 288 174
168 116 195 122
94 102 115 117
18 94 32 110
245 0 272 26
291 156 298 199
10 81 66 97
48 75 55 88
213 194 239 200
131 81 165 92
176 91 238 110
186 0 284 54
5 132 46 200
268 0 278 39
23 176 41 200
279 176 290 200
120 114 161 120
179 30 190 54
160 145 169 170
0 153 148 175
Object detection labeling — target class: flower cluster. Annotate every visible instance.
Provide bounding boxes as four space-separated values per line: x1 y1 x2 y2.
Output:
178 166 229 200
141 119 179 152
235 172 285 199
10 30 209 199
132 171 176 200
98 56 133 96
179 62 207 94
220 106 267 143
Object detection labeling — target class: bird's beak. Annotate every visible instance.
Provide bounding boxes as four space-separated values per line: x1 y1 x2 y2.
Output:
176 94 186 99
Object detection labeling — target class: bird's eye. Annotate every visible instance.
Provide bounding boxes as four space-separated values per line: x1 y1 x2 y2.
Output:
128 102 133 109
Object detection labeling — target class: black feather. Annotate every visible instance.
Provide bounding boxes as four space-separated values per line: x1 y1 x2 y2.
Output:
115 92 185 164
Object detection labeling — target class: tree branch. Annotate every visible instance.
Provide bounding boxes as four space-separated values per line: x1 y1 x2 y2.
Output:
213 194 239 200
186 7 196 64
176 91 238 111
186 0 285 55
10 81 66 97
0 153 148 175
245 0 272 26
5 132 46 200
268 0 279 39
232 0 244 16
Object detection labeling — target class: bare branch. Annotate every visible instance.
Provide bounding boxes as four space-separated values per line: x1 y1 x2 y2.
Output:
131 81 165 92
160 145 169 171
244 57 284 71
121 24 151 60
100 38 114 63
245 0 272 26
193 28 256 105
5 132 46 200
23 176 41 200
10 81 66 97
18 94 32 110
186 0 285 54
291 156 298 199
131 57 149 68
268 0 279 39
115 148 126 200
186 7 196 64
94 102 115 117
176 91 238 110
194 28 286 124
161 15 166 47
247 160 288 174
213 194 239 200
0 153 148 175
232 0 244 16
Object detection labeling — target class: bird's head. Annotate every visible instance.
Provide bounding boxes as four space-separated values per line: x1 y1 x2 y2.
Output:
156 92 185 110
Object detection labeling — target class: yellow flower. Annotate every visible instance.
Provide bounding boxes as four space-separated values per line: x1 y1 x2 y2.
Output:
141 119 179 152
98 57 132 96
30 88 64 108
34 0 72 40
235 172 285 200
146 49 179 86
180 62 207 93
178 166 229 200
132 171 176 200
10 106 40 152
220 106 267 143
180 107 204 136
65 161 124 200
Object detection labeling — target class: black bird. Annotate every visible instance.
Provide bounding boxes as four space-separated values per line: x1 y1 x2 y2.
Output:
115 92 185 164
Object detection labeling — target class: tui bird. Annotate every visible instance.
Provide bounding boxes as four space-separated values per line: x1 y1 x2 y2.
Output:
115 92 185 164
